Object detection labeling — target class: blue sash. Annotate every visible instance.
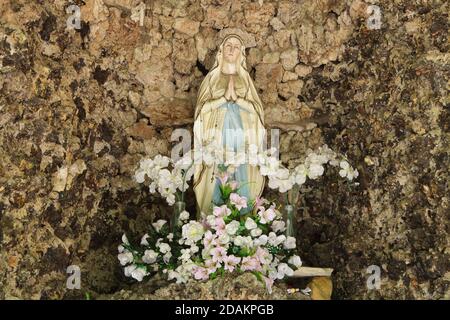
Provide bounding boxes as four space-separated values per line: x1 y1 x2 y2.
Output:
212 101 251 213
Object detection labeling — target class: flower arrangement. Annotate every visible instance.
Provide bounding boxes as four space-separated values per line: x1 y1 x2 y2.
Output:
122 144 358 292
119 170 302 293
134 144 358 205
134 154 194 205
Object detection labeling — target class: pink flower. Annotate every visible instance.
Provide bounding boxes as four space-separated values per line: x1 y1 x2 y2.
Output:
263 276 274 294
224 255 241 273
203 230 217 247
240 256 261 271
230 193 248 210
254 196 266 208
258 205 276 224
230 181 239 190
192 266 209 280
255 247 271 265
213 205 231 218
218 172 229 186
213 217 226 234
205 259 219 274
210 246 227 263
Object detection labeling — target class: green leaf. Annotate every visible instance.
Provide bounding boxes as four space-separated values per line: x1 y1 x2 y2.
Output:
252 271 263 282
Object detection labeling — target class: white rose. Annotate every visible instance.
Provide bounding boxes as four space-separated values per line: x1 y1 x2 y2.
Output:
225 220 240 235
250 228 262 237
234 235 252 247
271 220 286 233
179 210 190 221
245 217 257 230
158 242 171 254
140 234 150 246
276 235 286 246
288 255 302 268
163 252 172 263
254 234 268 246
307 163 324 179
284 236 296 249
278 263 294 278
182 221 205 244
218 233 230 245
124 264 137 277
118 252 133 266
206 215 216 227
152 219 167 232
121 234 130 245
131 267 147 282
142 249 158 264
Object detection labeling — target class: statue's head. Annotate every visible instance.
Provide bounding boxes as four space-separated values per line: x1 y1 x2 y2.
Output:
222 36 242 64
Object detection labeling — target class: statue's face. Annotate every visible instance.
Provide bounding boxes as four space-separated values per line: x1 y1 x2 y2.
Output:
223 37 241 64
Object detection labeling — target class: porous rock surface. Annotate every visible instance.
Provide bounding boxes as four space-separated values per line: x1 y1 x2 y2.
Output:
0 0 448 299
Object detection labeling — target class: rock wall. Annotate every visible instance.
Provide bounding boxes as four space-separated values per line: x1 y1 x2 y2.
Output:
0 0 448 299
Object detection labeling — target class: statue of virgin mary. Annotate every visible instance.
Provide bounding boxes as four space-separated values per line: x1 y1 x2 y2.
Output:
193 34 266 215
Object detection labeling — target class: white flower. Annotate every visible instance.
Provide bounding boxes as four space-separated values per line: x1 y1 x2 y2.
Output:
163 252 172 263
190 244 199 253
206 215 216 228
288 255 302 268
182 221 205 244
179 210 190 221
225 220 240 235
157 242 171 254
268 232 286 246
179 249 191 262
234 236 253 248
307 163 324 179
253 234 268 246
134 168 147 183
124 264 137 277
167 233 174 241
267 168 294 192
140 234 150 246
258 206 276 224
118 245 125 253
245 217 257 230
277 263 294 278
142 249 158 264
250 228 262 237
154 154 170 166
218 233 230 245
152 219 167 233
306 152 329 165
131 267 147 282
293 164 307 185
339 161 359 181
121 234 130 245
271 220 286 233
118 252 133 266
260 155 281 176
284 236 296 249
